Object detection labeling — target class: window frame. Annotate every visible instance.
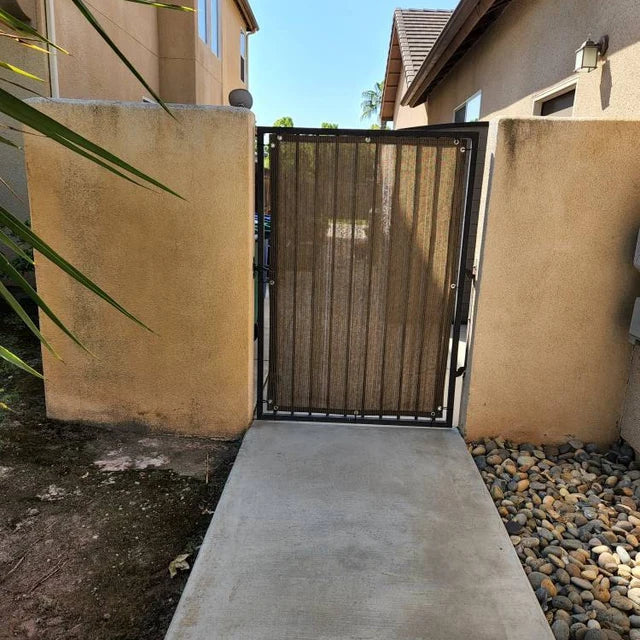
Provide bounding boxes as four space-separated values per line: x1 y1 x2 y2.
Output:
240 30 247 83
532 77 578 116
197 0 221 58
197 0 207 43
210 0 220 57
452 90 482 123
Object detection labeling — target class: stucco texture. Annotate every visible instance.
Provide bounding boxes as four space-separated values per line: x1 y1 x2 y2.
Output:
426 0 640 124
463 118 640 446
52 0 249 106
54 0 162 101
393 67 428 129
0 0 253 226
23 100 255 439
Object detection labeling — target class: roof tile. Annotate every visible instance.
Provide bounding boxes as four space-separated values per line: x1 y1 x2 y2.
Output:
394 9 453 85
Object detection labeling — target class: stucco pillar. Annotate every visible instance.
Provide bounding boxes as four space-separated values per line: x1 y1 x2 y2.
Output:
461 118 640 446
24 100 255 439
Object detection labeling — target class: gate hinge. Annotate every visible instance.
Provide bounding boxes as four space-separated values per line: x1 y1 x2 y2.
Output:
253 263 269 275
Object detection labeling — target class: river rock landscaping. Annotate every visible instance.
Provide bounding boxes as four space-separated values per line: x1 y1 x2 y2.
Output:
471 437 640 640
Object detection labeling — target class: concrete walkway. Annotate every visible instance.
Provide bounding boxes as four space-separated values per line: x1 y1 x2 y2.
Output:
165 422 552 640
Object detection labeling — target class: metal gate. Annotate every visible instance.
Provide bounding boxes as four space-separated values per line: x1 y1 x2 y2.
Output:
255 125 480 427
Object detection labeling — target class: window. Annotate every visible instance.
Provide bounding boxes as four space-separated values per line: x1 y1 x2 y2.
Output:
197 0 220 57
240 31 247 83
453 91 482 123
540 90 575 116
197 0 207 41
532 79 577 117
210 0 219 56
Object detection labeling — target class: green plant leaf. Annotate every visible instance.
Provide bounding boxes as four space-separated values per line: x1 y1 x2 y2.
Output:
0 229 32 262
69 0 174 118
14 41 52 55
0 134 20 149
0 76 44 97
0 87 183 198
0 61 43 81
125 0 194 10
0 9 68 53
0 176 25 203
0 345 42 378
0 279 60 358
0 253 92 354
0 206 151 332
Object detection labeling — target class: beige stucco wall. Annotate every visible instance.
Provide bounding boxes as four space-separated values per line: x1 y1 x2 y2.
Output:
392 67 429 129
55 0 162 101
426 0 640 124
3 0 251 106
463 118 640 446
193 0 249 106
23 100 255 439
0 0 253 228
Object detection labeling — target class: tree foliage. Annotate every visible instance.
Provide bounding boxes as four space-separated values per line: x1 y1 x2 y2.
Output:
273 116 294 127
360 81 387 130
321 122 338 129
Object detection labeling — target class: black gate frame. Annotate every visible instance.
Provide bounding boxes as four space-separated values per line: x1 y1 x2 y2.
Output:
255 123 487 427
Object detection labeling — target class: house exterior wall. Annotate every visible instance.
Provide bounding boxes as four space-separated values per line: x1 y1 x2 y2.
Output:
425 0 640 124
0 1 50 224
0 0 253 107
192 0 249 105
393 67 428 129
0 0 254 227
49 0 250 105
23 100 255 439
463 118 640 446
54 0 162 101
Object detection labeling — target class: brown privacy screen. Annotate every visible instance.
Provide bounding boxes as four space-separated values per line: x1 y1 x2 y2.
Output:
268 134 467 418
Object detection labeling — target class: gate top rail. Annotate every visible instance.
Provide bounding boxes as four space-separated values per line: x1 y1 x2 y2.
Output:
256 122 488 140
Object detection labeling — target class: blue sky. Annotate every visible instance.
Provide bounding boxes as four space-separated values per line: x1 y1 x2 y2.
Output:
248 0 459 129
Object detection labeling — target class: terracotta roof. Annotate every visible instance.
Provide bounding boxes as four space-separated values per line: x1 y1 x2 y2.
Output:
402 0 513 107
381 9 452 122
396 9 453 84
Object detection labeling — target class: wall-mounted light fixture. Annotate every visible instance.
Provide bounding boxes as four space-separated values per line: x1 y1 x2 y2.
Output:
575 35 609 72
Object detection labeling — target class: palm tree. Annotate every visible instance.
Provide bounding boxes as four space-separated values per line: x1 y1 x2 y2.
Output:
360 81 387 130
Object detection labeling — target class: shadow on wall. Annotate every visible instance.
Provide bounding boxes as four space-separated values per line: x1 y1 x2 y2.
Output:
600 60 612 110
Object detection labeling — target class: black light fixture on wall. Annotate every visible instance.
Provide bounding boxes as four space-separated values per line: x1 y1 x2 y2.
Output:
575 35 609 72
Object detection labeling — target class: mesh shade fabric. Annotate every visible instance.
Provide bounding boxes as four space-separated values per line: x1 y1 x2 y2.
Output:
269 135 466 417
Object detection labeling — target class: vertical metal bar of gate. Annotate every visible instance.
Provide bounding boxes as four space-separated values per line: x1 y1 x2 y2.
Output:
255 125 484 426
447 136 479 424
255 133 265 419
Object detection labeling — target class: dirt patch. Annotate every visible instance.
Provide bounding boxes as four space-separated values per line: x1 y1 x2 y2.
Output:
0 304 240 639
